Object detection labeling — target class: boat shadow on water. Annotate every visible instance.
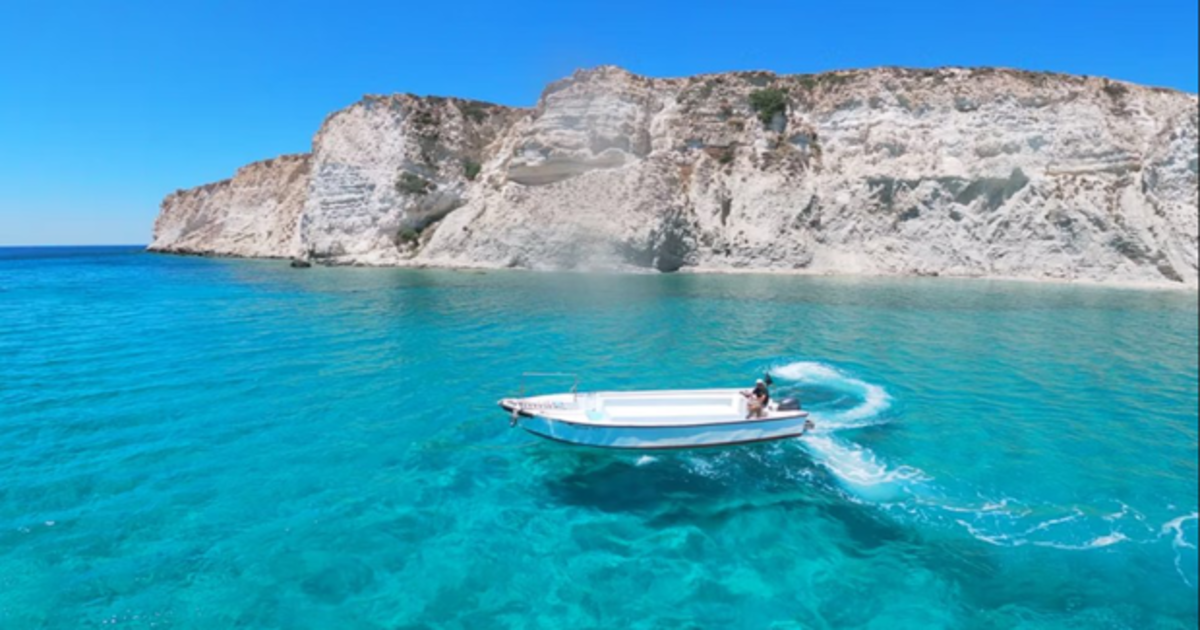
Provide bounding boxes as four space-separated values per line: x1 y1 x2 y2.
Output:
532 440 914 550
531 439 1007 601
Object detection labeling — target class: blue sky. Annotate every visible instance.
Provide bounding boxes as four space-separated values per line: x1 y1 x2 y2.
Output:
1 0 1196 245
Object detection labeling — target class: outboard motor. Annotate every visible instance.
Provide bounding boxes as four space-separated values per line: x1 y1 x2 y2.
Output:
776 397 801 411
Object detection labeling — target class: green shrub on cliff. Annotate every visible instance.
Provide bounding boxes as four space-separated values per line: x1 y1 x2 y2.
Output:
457 100 489 124
1102 80 1130 100
397 227 421 244
749 88 788 127
463 159 482 181
396 172 435 195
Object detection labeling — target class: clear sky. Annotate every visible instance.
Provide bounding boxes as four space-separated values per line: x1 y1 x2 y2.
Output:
1 0 1196 245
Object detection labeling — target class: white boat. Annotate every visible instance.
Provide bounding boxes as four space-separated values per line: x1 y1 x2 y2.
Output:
499 376 812 449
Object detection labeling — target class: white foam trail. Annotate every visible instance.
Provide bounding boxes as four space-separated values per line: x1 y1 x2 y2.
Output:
956 519 1020 547
1032 532 1129 550
1162 512 1198 550
1088 532 1130 548
1026 510 1083 534
767 361 925 503
801 434 928 503
933 496 1030 517
634 455 657 467
980 498 1035 517
954 509 1077 547
770 361 892 428
1162 512 1199 587
768 360 1187 575
1101 501 1146 523
685 455 720 478
952 507 1141 552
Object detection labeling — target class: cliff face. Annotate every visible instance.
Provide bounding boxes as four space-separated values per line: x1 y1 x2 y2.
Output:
151 66 1200 286
149 154 310 258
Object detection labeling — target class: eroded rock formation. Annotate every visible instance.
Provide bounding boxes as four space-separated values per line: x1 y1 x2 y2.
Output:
152 154 310 258
150 66 1200 286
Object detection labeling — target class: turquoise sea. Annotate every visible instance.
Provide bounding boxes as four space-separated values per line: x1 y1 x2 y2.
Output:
1 246 1196 628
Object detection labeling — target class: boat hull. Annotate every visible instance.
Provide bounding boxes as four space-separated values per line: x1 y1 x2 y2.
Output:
513 413 811 450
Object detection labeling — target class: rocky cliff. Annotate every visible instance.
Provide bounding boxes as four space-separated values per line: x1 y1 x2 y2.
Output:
150 66 1200 287
151 154 310 258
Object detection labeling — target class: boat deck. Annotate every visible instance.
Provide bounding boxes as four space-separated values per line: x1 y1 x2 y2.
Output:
500 388 807 427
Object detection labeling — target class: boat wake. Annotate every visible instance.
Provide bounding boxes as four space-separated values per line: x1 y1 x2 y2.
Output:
768 361 925 503
1163 512 1200 587
761 360 1198 586
800 434 929 503
770 361 892 429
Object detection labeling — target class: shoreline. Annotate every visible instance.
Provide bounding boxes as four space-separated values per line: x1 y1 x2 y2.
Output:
144 247 1199 292
676 264 1200 292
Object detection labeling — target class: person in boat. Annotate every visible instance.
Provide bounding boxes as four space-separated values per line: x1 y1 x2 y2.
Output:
744 378 770 419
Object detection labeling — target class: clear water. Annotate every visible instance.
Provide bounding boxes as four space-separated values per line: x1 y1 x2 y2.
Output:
1 247 1196 628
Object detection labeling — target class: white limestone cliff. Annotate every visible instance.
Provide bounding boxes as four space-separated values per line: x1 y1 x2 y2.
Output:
149 154 310 258
150 66 1200 287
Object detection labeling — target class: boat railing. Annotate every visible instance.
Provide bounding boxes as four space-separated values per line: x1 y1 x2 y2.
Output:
519 372 581 399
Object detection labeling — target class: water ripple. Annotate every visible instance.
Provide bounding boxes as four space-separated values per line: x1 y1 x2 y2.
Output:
0 248 1195 628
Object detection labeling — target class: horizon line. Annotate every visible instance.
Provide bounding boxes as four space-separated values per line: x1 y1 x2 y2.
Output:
0 243 148 248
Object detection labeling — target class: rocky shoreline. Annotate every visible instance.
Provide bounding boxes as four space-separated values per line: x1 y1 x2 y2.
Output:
151 66 1199 287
